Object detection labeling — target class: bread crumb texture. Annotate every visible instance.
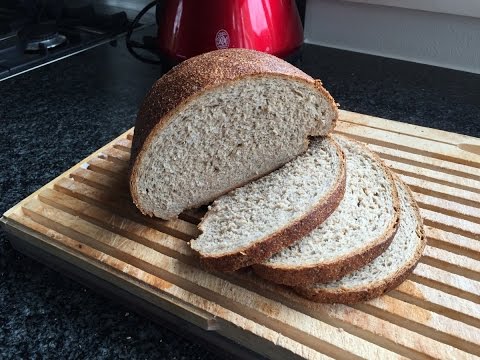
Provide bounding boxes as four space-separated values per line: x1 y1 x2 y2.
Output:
191 137 342 256
264 136 396 267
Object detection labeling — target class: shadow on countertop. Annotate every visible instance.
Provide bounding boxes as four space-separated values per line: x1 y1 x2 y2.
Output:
1 39 479 359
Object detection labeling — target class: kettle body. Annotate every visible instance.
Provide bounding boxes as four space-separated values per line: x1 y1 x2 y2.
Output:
156 0 303 61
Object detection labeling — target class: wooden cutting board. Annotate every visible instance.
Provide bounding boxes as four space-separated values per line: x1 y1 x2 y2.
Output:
2 110 480 360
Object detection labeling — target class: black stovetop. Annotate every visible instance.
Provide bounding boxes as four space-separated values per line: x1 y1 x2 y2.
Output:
0 2 134 81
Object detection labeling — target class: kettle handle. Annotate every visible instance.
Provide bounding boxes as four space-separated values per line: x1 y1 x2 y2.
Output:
125 0 163 64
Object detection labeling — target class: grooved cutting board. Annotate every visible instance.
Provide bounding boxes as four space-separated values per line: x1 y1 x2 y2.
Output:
2 110 480 360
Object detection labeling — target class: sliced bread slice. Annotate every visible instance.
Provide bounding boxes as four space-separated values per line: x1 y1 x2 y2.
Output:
130 48 338 220
295 177 426 304
190 136 346 272
253 136 400 286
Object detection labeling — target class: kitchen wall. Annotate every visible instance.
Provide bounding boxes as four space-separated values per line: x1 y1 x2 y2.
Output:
305 0 480 74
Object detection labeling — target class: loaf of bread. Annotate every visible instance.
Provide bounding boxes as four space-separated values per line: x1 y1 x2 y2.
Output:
129 48 338 219
190 137 346 271
130 49 425 304
295 177 426 304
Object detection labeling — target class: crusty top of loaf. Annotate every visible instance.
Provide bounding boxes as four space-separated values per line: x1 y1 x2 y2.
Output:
130 48 331 172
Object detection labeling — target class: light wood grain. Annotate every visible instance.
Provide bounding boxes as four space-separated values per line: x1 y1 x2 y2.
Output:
87 157 126 176
355 296 480 355
22 199 406 359
4 216 326 360
2 111 480 359
425 226 480 261
383 159 480 193
102 147 130 164
37 186 480 357
234 272 477 360
421 246 480 281
367 144 480 182
391 280 480 328
44 179 480 303
113 138 132 151
412 263 480 304
339 110 480 148
335 121 480 168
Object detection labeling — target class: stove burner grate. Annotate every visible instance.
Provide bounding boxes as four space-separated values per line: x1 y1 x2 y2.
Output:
19 23 67 52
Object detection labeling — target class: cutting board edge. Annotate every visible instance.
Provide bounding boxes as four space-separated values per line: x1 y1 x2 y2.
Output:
0 215 269 360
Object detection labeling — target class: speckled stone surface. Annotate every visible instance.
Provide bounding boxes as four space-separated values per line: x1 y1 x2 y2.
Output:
1 28 479 359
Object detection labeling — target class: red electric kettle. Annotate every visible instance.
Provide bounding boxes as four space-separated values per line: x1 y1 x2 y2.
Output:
127 0 303 64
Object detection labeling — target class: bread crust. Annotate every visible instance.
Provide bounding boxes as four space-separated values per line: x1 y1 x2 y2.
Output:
194 138 347 272
294 177 427 304
129 48 338 219
252 137 401 286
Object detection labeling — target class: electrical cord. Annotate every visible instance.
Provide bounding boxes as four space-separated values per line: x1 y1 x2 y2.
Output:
125 0 163 64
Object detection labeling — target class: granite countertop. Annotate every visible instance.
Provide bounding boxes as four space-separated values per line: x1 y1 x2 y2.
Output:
1 26 479 359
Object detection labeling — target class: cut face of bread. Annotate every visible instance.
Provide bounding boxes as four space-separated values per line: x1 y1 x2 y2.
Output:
129 49 338 220
253 136 400 286
295 177 426 304
190 137 346 272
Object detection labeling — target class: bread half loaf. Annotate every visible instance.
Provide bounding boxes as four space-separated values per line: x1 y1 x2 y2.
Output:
253 136 400 286
129 48 338 219
295 177 426 304
190 137 346 272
